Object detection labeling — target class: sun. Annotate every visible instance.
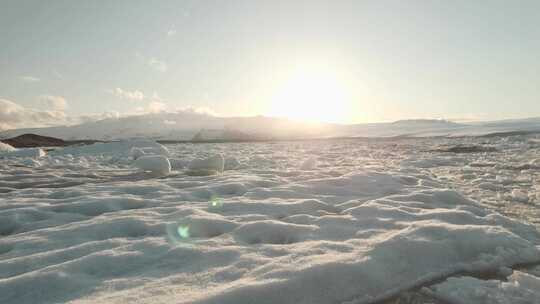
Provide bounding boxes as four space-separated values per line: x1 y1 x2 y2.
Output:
268 66 352 123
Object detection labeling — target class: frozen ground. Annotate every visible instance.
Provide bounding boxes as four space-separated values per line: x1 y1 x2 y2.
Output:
1 136 540 303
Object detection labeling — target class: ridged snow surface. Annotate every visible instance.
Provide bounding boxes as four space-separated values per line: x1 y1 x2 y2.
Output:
1 136 540 304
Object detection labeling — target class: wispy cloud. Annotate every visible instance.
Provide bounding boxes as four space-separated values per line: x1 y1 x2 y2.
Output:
110 88 145 101
39 95 67 111
131 92 168 114
78 111 120 124
175 105 217 116
52 70 63 79
19 76 40 82
136 52 168 72
148 57 168 72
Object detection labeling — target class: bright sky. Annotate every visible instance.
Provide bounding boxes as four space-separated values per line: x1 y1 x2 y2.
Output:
1 0 540 127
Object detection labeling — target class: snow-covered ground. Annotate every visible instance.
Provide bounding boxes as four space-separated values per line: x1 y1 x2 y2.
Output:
1 135 540 303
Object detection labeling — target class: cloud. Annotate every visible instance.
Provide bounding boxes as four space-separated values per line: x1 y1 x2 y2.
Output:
19 76 40 82
167 28 176 36
39 95 67 111
0 99 67 131
53 70 63 79
150 91 163 102
175 106 217 116
110 88 145 101
0 96 218 132
128 103 218 117
148 57 167 72
147 101 167 113
77 111 120 124
130 95 168 114
0 98 124 131
124 91 170 115
135 52 168 72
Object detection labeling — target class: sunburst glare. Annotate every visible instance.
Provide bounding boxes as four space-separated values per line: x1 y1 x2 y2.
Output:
268 65 353 123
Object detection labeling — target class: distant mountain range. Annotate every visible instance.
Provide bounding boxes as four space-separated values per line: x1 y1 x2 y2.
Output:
1 111 540 141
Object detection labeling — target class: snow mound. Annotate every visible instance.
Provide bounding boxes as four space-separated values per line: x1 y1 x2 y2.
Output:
133 155 171 176
0 142 16 153
187 154 225 175
431 271 540 304
293 172 414 200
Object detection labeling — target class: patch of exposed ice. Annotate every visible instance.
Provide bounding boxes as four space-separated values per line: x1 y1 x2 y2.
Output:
300 157 318 170
20 158 41 167
430 271 540 304
224 156 241 170
1 147 46 159
55 139 169 157
510 189 530 203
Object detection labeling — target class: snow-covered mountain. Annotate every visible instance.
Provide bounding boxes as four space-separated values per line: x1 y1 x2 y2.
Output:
1 111 540 140
334 119 468 138
0 112 331 141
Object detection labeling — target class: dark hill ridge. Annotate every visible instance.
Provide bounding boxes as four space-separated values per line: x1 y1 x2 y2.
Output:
1 134 101 148
2 134 66 148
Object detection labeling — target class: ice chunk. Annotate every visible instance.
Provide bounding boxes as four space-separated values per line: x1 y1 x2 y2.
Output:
0 142 16 153
169 158 190 169
187 154 224 175
129 147 145 160
144 143 170 157
54 139 169 157
133 155 171 176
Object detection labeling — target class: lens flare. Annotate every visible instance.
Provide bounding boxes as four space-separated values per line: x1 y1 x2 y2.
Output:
208 195 224 209
177 225 190 238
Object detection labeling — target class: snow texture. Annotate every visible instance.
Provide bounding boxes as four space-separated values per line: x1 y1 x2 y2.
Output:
0 136 540 304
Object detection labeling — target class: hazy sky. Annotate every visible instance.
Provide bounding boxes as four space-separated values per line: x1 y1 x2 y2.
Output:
1 0 540 127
